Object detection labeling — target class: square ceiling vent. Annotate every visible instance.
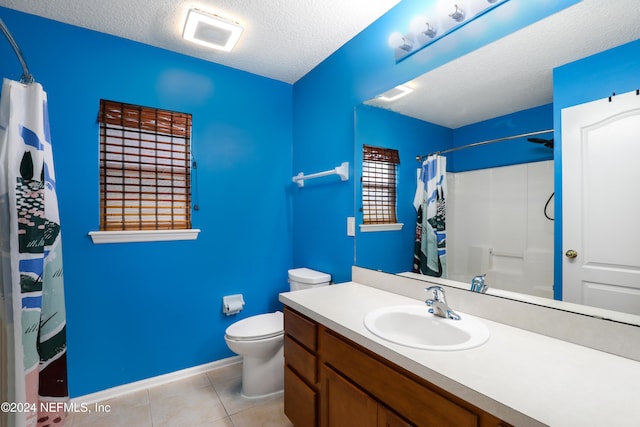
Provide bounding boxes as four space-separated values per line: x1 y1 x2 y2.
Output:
183 9 244 52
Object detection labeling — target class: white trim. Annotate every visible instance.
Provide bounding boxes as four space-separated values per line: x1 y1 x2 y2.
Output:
71 356 241 405
88 229 201 244
359 223 404 233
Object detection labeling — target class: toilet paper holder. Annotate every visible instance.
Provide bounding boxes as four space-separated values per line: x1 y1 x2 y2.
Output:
222 294 245 316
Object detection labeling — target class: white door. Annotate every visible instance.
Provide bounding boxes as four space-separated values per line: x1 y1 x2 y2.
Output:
562 90 640 315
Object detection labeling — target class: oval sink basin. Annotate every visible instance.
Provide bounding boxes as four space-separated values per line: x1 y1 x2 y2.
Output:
364 305 490 351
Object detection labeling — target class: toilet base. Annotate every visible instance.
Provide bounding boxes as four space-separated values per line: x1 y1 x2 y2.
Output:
241 387 284 400
241 345 284 398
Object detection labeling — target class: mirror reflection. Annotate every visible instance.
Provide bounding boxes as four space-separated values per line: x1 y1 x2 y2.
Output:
354 1 640 322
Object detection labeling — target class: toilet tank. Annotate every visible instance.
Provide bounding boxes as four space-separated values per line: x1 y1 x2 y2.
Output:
288 268 331 291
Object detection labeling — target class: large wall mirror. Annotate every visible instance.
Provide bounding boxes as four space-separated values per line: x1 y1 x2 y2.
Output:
354 1 640 326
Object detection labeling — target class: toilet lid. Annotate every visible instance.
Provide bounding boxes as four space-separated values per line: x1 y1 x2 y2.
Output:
225 311 284 341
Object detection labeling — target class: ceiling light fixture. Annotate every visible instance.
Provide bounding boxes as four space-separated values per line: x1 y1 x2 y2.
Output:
182 9 244 52
376 85 414 102
389 0 509 62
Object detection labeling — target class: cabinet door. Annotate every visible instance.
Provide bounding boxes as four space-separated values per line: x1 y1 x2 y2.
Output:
321 366 377 427
285 366 317 427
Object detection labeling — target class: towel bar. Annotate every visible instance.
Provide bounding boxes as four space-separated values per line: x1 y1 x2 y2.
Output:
292 162 349 187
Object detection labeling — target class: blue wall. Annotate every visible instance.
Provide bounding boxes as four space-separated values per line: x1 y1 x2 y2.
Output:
291 0 580 284
451 104 553 172
0 8 292 397
552 38 640 300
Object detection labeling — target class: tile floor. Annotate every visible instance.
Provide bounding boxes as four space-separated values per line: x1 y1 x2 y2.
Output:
66 363 293 427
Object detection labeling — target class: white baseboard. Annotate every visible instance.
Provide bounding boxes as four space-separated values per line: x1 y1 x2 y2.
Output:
71 356 242 405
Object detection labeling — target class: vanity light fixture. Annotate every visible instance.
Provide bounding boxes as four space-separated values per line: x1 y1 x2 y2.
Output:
390 0 509 62
182 9 244 52
376 85 414 102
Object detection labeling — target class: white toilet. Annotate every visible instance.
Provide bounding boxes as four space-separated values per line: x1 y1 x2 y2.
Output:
224 268 331 398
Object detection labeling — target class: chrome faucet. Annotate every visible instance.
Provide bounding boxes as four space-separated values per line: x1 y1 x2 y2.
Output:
471 274 488 293
425 286 461 320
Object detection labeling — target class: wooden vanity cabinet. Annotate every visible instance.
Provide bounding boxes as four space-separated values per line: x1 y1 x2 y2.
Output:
283 307 512 427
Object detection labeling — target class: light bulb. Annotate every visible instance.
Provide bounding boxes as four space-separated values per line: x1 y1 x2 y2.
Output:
409 16 426 34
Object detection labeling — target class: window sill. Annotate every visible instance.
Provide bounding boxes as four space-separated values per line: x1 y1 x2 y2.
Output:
88 229 201 244
359 223 404 233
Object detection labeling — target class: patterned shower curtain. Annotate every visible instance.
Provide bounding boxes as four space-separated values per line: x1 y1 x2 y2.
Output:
413 154 447 277
0 79 68 427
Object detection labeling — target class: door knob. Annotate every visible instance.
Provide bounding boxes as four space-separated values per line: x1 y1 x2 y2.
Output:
565 249 578 259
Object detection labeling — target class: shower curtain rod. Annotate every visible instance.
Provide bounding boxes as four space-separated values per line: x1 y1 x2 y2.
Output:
416 128 554 162
0 17 34 84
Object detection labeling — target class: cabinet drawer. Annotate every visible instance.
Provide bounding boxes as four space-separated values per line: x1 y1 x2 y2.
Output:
285 335 317 384
285 307 317 351
320 328 478 427
285 366 317 427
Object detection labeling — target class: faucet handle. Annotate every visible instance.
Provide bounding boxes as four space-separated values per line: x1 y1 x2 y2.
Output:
425 286 446 302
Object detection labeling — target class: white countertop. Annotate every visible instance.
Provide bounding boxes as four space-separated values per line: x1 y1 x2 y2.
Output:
279 282 640 427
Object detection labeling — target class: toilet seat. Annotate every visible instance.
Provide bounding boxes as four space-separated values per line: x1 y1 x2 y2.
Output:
225 311 283 341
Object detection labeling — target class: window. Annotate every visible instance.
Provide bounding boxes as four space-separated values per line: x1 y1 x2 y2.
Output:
361 145 400 225
97 100 192 232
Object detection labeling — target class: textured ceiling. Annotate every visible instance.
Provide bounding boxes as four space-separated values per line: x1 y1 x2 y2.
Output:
366 0 640 128
3 0 638 128
0 0 400 84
